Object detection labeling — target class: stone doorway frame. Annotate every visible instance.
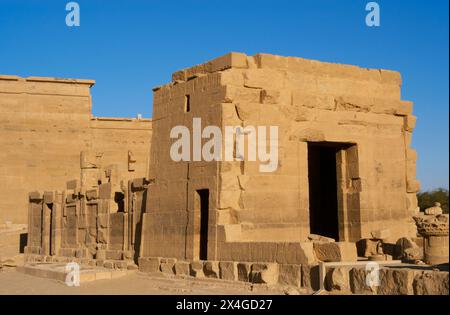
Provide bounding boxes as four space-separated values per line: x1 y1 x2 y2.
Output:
306 142 361 242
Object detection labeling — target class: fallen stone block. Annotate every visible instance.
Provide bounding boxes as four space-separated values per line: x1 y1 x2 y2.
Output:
308 234 335 243
297 242 318 265
395 237 423 260
404 248 423 261
250 263 279 285
314 242 357 262
219 261 238 281
278 264 301 287
275 242 317 265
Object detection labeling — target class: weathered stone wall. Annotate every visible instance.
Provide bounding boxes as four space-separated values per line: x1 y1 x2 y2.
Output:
141 52 419 263
24 176 151 268
143 68 223 260
90 117 152 185
0 75 152 224
213 53 419 245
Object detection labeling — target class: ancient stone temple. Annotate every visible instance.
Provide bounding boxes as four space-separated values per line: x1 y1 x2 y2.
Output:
15 53 448 294
139 52 420 264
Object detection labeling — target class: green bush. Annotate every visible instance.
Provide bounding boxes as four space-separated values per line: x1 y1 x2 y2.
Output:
417 188 449 213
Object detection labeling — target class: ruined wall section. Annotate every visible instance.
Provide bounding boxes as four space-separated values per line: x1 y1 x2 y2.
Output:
142 52 419 264
0 75 152 224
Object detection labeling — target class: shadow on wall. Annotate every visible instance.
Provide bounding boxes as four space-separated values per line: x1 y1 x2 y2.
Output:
133 189 147 264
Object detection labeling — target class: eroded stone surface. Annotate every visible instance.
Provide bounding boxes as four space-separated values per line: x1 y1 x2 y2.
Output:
413 271 449 295
326 267 351 293
314 242 357 262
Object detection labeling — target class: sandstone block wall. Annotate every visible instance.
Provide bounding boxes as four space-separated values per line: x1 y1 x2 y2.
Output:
25 175 151 268
215 53 418 244
143 68 222 260
0 75 152 224
141 52 419 264
90 117 152 183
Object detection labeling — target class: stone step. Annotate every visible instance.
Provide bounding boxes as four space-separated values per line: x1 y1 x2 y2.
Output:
16 262 132 284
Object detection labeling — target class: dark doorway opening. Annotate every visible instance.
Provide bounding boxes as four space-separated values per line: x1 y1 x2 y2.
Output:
307 143 340 241
195 189 209 260
19 233 27 253
185 94 191 112
46 203 53 255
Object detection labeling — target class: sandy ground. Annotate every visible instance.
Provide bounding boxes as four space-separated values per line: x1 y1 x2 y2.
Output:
0 268 299 295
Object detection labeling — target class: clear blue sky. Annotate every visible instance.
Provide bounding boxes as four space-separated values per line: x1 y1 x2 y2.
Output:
0 0 448 191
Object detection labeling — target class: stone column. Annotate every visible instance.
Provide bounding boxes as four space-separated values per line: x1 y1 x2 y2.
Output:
413 214 449 265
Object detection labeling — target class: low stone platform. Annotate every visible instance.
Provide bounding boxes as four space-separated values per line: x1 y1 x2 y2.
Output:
138 256 449 295
16 263 132 284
